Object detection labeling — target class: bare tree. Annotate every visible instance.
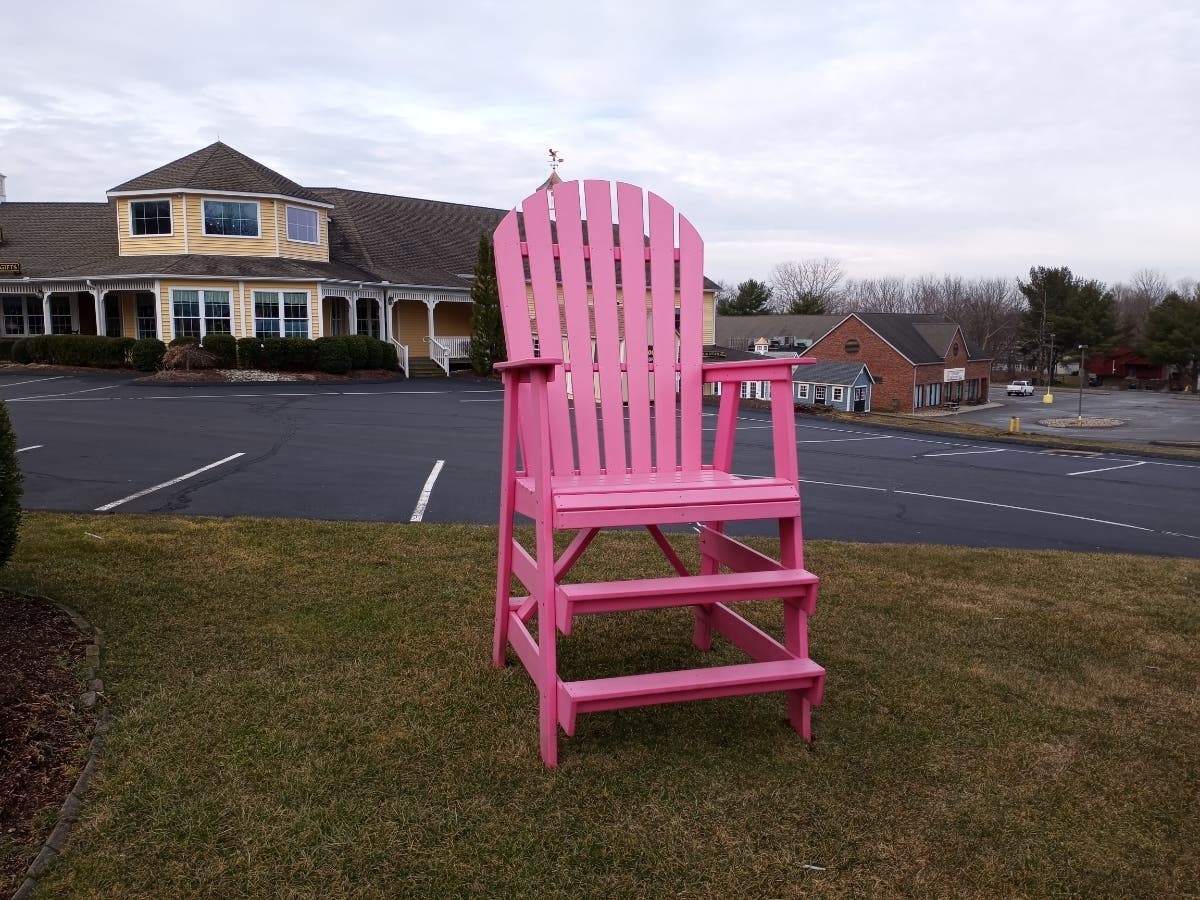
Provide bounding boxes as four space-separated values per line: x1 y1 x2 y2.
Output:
1114 267 1170 343
842 276 914 312
768 258 845 314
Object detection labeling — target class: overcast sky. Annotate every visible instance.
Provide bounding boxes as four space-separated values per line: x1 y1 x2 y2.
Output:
2 1 1196 286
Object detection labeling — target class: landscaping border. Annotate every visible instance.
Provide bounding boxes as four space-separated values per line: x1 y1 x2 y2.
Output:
10 600 108 900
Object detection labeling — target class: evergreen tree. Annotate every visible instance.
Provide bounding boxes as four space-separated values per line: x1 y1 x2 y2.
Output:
785 294 829 315
717 279 773 316
1018 266 1117 374
469 235 506 376
1141 288 1200 392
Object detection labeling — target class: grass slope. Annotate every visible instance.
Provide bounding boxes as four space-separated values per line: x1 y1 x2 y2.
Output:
3 513 1197 899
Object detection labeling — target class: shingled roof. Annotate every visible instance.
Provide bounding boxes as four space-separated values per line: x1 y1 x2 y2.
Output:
313 188 505 288
0 202 116 278
854 313 984 363
108 142 329 206
791 360 874 385
715 314 844 348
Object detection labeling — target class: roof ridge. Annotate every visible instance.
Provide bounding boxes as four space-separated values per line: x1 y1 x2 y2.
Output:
311 186 506 214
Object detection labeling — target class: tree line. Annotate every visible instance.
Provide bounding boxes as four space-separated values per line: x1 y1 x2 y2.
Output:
716 259 1200 391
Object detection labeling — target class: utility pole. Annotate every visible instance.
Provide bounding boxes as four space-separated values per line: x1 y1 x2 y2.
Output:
1044 331 1055 403
1077 344 1087 422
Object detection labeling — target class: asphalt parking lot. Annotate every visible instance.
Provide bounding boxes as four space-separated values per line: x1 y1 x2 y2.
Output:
5 369 1199 558
955 385 1200 443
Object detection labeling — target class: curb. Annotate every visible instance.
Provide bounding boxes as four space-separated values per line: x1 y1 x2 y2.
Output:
10 600 109 900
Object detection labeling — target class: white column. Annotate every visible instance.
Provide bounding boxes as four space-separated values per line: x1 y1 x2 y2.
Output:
376 297 386 341
348 297 358 335
42 292 53 335
94 291 106 336
425 298 437 343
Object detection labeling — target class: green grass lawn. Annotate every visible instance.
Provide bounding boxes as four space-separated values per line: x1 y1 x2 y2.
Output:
4 513 1198 899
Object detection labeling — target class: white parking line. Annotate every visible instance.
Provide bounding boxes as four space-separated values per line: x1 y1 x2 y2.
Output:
923 449 1006 458
800 478 887 491
17 445 43 453
0 376 66 389
10 384 122 401
1066 462 1147 477
894 490 1154 531
410 460 446 522
797 436 894 444
94 452 245 512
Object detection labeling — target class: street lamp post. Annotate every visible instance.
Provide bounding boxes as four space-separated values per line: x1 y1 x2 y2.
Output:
1077 344 1087 422
1044 332 1056 403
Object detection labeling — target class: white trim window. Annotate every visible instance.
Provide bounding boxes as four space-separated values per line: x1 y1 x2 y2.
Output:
2 296 45 336
832 386 845 403
795 383 810 400
136 294 158 340
203 199 260 237
814 385 827 405
286 206 319 244
172 289 232 339
130 198 173 236
50 297 73 334
254 290 309 338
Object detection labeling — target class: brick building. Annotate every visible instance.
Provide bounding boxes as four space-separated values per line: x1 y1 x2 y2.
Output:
805 313 991 412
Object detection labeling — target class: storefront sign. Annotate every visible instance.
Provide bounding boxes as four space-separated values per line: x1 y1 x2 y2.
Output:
0 262 20 275
944 367 965 382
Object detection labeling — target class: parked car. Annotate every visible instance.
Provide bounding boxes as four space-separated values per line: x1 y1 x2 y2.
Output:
1087 374 1102 387
1006 380 1036 396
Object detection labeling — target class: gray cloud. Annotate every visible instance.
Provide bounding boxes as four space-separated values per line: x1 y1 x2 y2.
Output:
2 0 1196 285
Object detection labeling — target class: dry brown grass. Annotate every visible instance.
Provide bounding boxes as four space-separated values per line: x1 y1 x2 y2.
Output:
2 513 1197 899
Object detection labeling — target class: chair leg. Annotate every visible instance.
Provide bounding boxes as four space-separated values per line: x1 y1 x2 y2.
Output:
536 519 559 768
780 516 813 740
693 521 722 651
492 502 514 668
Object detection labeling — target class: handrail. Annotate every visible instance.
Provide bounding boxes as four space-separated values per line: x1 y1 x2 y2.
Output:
429 336 451 376
433 334 471 359
390 338 409 378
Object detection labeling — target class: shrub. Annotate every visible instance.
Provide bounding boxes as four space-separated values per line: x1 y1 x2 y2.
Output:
131 338 167 372
345 335 372 370
316 337 351 374
10 340 30 364
162 343 216 371
237 338 265 370
0 399 21 569
4 335 132 367
365 338 384 369
261 338 290 371
0 340 13 361
287 338 319 371
169 336 199 347
202 334 237 368
380 341 399 371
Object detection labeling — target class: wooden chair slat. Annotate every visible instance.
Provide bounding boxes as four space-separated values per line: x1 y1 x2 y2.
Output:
522 188 576 474
583 180 628 475
552 182 602 474
648 191 678 472
678 212 704 470
615 182 653 473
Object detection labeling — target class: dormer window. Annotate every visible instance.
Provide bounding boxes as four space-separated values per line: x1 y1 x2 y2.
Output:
286 205 319 244
130 199 173 236
203 199 259 237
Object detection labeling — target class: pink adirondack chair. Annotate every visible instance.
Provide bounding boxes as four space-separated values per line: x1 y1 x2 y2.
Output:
492 180 825 767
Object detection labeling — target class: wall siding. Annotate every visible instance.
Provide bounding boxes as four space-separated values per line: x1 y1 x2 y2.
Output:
184 196 277 257
394 301 430 357
246 282 322 339
116 197 187 256
278 206 330 262
807 317 916 412
434 302 471 335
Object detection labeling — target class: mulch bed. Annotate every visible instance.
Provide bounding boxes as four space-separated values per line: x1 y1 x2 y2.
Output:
0 592 94 895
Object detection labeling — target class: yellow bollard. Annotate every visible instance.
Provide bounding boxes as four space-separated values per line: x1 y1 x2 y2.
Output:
1009 416 1021 433
1042 393 1054 404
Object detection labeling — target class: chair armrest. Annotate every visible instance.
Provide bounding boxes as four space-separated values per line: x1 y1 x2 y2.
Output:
702 357 815 382
495 356 562 373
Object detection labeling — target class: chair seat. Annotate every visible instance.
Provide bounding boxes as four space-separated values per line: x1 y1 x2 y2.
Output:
515 470 800 527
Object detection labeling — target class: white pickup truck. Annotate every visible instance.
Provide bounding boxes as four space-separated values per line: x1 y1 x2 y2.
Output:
1006 380 1036 397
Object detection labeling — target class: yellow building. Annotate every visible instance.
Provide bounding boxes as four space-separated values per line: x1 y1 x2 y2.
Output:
0 143 716 375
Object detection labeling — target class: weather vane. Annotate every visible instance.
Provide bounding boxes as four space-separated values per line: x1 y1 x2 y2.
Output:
548 148 564 171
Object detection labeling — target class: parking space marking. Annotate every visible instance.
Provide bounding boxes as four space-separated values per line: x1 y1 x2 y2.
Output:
1066 462 1147 477
17 445 44 453
0 376 66 389
94 452 246 512
797 436 895 444
10 384 122 401
410 460 446 522
894 490 1154 531
923 449 1006 458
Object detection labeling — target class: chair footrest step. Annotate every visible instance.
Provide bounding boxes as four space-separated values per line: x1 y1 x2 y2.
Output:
558 569 818 622
561 657 824 717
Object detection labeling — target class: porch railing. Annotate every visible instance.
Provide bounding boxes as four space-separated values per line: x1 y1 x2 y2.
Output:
435 335 471 359
391 338 409 378
429 336 451 375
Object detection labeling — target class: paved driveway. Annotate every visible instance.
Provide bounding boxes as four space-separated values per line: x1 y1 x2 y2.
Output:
956 386 1199 443
5 369 1199 558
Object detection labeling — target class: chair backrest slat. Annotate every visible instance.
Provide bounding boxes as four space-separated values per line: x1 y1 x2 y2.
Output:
582 181 629 474
615 183 654 474
554 183 602 474
495 180 707 479
648 192 678 472
521 189 576 474
677 213 705 470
